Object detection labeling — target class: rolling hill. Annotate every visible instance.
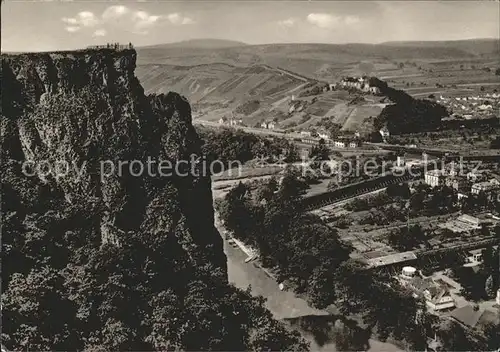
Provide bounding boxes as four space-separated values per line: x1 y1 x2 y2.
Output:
135 38 499 133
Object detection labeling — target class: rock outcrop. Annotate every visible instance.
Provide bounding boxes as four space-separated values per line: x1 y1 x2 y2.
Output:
1 48 227 280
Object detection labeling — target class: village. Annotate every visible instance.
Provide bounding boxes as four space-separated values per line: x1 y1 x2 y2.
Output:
436 92 500 120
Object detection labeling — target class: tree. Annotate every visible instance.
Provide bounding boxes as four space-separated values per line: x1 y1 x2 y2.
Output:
483 321 500 351
495 68 500 76
484 275 496 298
310 139 330 161
388 225 426 251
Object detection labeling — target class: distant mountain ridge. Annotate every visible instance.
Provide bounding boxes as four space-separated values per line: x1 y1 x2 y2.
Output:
379 38 499 56
142 38 248 49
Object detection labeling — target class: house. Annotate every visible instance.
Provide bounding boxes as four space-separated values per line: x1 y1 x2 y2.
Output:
218 117 226 124
369 86 381 94
229 118 243 126
300 131 312 137
333 140 346 148
398 267 455 311
366 251 417 269
445 176 468 191
396 155 406 168
457 214 483 228
471 179 500 195
349 140 360 148
318 132 330 140
424 286 456 311
425 169 447 187
465 249 483 266
379 127 390 139
260 122 268 129
268 121 276 129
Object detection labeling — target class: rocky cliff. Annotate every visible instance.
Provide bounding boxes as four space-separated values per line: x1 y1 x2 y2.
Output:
0 48 311 351
1 48 226 279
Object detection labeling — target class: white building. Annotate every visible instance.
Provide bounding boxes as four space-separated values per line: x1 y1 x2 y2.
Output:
379 127 390 139
471 179 500 195
425 169 447 187
229 118 243 126
398 267 455 311
333 140 346 148
318 132 330 140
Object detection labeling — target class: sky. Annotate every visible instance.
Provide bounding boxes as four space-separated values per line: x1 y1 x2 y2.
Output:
2 0 499 52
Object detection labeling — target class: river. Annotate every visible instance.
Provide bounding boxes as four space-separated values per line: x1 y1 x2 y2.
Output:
217 210 402 352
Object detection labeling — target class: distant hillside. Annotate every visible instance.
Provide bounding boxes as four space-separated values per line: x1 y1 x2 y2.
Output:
136 38 499 133
137 39 499 78
142 38 248 49
380 38 500 56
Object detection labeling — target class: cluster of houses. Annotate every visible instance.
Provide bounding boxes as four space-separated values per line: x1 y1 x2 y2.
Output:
424 165 500 200
260 121 277 129
298 130 361 148
436 93 500 119
218 115 243 126
334 76 381 95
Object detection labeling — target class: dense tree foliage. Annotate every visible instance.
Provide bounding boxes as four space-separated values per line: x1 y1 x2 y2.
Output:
370 77 448 134
1 55 308 351
197 127 300 171
388 225 427 251
1 181 309 351
217 169 436 350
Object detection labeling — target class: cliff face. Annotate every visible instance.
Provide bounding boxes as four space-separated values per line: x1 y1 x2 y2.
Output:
1 48 227 280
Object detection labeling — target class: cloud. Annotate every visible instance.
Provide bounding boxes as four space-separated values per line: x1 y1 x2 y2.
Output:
278 18 296 28
307 13 340 29
61 6 194 36
65 26 80 33
306 13 361 29
62 11 99 28
93 29 107 37
167 13 195 25
344 15 360 25
102 5 130 20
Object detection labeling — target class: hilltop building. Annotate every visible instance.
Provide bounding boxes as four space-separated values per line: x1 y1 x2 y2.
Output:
338 76 381 95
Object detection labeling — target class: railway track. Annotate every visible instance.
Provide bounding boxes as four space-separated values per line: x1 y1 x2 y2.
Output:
301 172 418 211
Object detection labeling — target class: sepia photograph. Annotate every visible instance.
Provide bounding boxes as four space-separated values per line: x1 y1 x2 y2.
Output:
1 0 499 351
